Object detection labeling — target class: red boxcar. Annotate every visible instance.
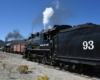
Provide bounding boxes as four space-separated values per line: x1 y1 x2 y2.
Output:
13 45 17 52
16 44 21 52
13 43 25 54
20 43 25 53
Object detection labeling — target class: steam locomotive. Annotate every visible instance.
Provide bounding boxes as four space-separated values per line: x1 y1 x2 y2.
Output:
23 23 100 72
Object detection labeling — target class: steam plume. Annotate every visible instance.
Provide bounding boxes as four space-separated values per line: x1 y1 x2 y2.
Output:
43 7 54 30
48 25 52 29
53 0 59 9
32 14 43 34
52 0 73 25
42 0 73 30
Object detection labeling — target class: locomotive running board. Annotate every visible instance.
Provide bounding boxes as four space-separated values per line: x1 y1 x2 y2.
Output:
27 48 50 51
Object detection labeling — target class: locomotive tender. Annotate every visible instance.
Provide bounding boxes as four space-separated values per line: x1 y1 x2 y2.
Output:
23 23 100 72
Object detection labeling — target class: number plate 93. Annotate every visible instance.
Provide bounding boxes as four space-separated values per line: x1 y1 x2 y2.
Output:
83 41 94 50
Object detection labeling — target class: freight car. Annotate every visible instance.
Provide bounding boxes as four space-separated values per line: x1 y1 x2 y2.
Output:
23 23 100 72
13 43 25 54
3 41 25 54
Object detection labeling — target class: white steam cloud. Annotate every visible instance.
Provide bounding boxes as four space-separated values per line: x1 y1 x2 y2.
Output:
53 0 60 9
48 25 52 29
56 1 59 9
42 0 73 30
43 7 54 30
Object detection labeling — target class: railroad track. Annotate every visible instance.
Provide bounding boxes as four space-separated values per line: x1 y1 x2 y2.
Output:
38 63 100 80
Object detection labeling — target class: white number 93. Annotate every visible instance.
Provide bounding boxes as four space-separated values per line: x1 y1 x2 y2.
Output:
83 40 94 50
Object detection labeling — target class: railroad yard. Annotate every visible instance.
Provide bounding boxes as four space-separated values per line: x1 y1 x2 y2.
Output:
0 51 99 80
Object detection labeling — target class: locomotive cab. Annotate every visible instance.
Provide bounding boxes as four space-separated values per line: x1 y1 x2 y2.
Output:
38 25 72 64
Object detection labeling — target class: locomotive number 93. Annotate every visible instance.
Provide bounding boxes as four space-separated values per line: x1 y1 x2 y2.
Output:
83 40 94 50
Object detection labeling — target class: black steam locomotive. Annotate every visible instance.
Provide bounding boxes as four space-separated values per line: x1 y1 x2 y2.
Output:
3 41 13 52
23 23 100 72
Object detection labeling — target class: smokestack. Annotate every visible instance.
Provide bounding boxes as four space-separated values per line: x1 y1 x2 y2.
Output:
36 32 39 37
31 34 35 38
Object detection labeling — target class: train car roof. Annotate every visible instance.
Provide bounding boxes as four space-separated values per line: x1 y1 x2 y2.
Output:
5 40 26 45
6 43 11 46
60 23 100 33
40 25 72 34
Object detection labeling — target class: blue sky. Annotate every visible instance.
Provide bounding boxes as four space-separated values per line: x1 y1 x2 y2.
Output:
0 0 100 41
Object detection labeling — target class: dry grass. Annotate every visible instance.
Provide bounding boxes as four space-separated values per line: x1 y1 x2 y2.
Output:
36 75 50 80
2 63 6 69
16 65 29 74
7 67 13 73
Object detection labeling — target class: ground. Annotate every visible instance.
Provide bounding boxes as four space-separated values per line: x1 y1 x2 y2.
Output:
0 51 99 80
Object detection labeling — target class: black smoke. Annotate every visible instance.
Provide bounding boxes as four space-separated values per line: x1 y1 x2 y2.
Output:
5 29 24 41
32 14 43 33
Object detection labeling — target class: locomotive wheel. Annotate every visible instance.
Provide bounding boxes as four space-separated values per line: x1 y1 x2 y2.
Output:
22 52 26 58
78 64 83 73
26 58 30 61
36 58 40 63
27 52 32 61
22 53 27 58
59 62 64 69
39 58 42 63
32 58 36 62
50 61 54 66
68 64 73 71
42 57 46 64
22 56 25 58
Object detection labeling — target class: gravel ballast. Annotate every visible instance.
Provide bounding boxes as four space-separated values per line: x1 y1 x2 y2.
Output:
0 51 98 80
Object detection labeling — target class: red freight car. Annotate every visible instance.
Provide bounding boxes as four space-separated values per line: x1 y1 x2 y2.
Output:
13 45 17 52
13 43 25 54
16 44 21 52
20 43 25 54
